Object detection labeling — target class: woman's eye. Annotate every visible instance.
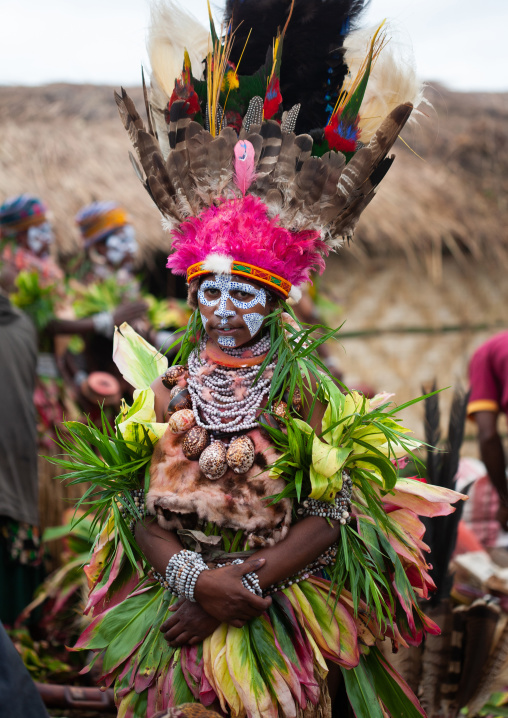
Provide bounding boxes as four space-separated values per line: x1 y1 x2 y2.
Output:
234 290 254 301
204 288 220 297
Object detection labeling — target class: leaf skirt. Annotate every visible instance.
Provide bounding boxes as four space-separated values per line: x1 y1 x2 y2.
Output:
74 553 366 718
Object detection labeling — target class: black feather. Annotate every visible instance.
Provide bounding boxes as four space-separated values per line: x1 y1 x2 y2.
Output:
423 380 441 487
422 384 470 605
225 0 368 133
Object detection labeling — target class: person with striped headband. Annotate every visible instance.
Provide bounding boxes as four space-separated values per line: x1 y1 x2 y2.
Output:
75 201 139 278
0 194 55 260
56 2 468 716
0 195 60 295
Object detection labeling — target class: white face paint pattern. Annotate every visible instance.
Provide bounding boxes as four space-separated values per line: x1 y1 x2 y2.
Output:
198 273 267 344
105 225 137 267
243 312 265 338
27 222 54 256
217 335 236 347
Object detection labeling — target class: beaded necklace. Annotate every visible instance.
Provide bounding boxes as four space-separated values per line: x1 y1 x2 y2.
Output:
187 335 276 433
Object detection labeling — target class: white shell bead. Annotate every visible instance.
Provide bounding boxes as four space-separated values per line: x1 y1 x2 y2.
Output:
168 409 196 433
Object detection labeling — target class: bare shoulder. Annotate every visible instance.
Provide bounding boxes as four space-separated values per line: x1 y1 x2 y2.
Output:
151 375 173 423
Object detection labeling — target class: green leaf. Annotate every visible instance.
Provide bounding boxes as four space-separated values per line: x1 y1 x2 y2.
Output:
309 466 330 500
113 322 168 390
312 435 351 478
363 647 425 717
341 662 384 718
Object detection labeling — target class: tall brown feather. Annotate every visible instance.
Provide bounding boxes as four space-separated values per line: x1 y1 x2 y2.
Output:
294 157 330 208
114 88 147 163
186 125 214 187
466 614 508 714
165 150 194 217
331 103 412 233
141 67 155 137
272 133 298 186
243 132 264 164
150 150 186 220
317 152 347 225
168 99 192 152
419 599 455 716
194 133 234 205
146 172 182 220
254 121 283 181
453 600 500 711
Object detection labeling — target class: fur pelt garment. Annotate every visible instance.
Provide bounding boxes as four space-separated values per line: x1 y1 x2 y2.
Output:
147 428 292 546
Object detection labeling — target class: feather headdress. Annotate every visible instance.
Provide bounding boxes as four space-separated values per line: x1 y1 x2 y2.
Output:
116 0 421 298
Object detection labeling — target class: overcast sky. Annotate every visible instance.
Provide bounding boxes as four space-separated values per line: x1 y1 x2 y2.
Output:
1 0 506 92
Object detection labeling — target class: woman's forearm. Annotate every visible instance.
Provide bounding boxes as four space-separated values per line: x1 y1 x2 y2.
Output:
251 515 341 590
46 316 95 336
134 517 183 574
136 513 340 589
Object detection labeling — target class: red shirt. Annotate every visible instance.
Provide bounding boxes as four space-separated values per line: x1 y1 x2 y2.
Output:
468 331 508 418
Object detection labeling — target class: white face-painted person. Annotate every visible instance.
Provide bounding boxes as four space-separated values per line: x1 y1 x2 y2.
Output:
197 274 272 348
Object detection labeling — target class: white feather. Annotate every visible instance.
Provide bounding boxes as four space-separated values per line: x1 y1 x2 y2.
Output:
288 285 302 303
344 23 429 143
202 253 234 274
147 0 210 107
161 215 176 233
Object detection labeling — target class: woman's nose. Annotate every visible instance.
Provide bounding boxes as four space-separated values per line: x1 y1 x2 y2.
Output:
214 295 236 318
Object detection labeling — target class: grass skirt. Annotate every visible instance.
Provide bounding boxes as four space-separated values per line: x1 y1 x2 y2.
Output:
74 538 382 718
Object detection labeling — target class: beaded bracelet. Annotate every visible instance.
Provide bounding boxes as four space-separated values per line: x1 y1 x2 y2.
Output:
152 545 338 598
297 472 353 524
215 558 263 596
119 488 146 516
264 544 338 595
118 488 149 535
92 310 115 338
163 549 210 602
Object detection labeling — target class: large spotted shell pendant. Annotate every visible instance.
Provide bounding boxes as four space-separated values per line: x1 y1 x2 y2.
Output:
182 427 210 460
199 441 228 480
165 388 192 419
273 400 289 426
226 435 255 474
168 409 195 434
162 365 187 390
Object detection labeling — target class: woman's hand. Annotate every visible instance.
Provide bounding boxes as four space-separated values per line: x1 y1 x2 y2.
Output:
160 598 220 646
194 558 272 626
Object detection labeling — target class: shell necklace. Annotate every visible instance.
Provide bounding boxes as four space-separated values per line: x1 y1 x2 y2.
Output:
187 335 276 434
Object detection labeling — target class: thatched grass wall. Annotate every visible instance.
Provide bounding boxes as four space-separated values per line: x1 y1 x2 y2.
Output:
1 82 507 445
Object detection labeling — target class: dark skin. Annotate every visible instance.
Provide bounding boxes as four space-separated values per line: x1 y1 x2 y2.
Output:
474 410 508 530
46 301 148 337
197 278 274 349
135 276 342 698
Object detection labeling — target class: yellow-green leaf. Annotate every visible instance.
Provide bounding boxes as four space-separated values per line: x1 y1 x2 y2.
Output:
113 322 168 390
309 466 329 500
312 436 351 478
117 388 167 447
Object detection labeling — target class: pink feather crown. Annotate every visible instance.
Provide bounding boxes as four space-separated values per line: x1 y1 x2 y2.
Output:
166 192 327 299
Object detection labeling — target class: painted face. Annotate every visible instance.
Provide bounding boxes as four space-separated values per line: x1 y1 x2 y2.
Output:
197 273 270 347
104 225 137 268
27 221 54 257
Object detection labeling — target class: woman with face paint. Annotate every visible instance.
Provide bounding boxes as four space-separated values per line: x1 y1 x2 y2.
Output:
50 201 149 410
63 4 466 717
